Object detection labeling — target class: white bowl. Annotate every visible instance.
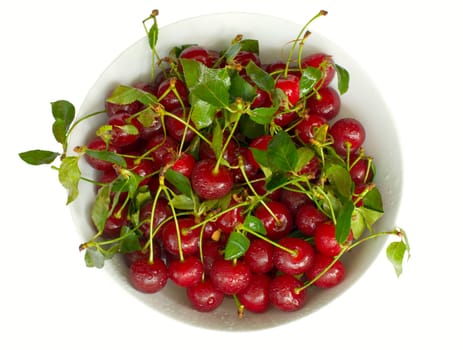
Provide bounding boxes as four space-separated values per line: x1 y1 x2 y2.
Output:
68 12 402 331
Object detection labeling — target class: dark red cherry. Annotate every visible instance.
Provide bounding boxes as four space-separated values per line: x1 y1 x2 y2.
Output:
314 221 353 257
273 237 315 275
269 274 306 312
210 259 251 295
244 239 274 274
138 197 172 239
171 152 196 178
254 201 293 240
294 113 328 144
125 157 156 186
179 45 214 67
102 201 128 238
147 134 179 168
216 200 245 234
168 255 204 288
165 107 196 143
156 78 189 112
186 278 225 312
279 187 310 217
350 157 373 185
275 74 300 106
329 118 366 156
301 53 335 88
295 203 327 236
237 273 271 313
129 258 168 293
161 217 201 257
190 159 234 200
107 112 144 147
234 50 261 67
306 253 345 288
306 87 340 121
84 137 119 172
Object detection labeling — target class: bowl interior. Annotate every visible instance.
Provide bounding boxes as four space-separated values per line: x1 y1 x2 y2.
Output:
68 12 402 331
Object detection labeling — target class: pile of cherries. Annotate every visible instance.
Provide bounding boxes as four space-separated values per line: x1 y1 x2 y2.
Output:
82 39 374 315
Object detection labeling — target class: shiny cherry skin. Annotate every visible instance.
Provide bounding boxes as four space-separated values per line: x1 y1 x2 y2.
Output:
168 255 204 288
314 221 353 257
129 258 168 293
306 253 345 288
84 137 119 172
156 78 189 112
295 203 327 236
186 278 225 312
275 74 300 106
138 197 172 239
306 87 340 121
350 157 373 185
294 113 328 144
161 217 202 257
107 112 144 147
237 273 271 313
273 237 315 275
329 117 366 156
269 274 306 311
179 45 214 67
244 239 274 274
301 53 335 88
171 152 196 178
254 200 293 240
210 259 251 295
190 159 234 200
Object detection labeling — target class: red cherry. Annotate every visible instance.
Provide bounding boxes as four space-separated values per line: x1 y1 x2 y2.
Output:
273 237 315 275
129 258 168 293
301 53 335 88
186 279 225 312
84 137 119 172
294 113 328 144
244 239 274 274
190 159 234 200
275 74 300 106
161 217 201 257
171 152 196 178
237 273 271 313
210 259 251 295
168 255 204 288
269 274 306 312
306 87 340 121
295 203 327 236
329 118 366 156
254 201 293 240
314 221 353 257
306 253 345 288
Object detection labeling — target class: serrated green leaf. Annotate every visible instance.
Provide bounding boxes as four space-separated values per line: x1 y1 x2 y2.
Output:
181 58 230 108
239 115 266 139
363 186 384 212
170 194 195 210
230 72 257 103
351 208 366 239
84 247 105 268
294 147 315 173
119 227 142 254
165 168 193 197
58 156 81 204
190 97 216 129
265 172 289 192
92 184 111 232
240 39 259 54
84 149 127 168
386 241 406 277
243 214 266 235
224 231 251 260
325 164 353 199
335 64 350 95
51 100 75 126
246 60 274 91
249 147 270 168
267 131 298 172
248 105 279 125
299 66 322 97
335 199 354 243
106 85 157 106
19 149 60 165
356 206 384 232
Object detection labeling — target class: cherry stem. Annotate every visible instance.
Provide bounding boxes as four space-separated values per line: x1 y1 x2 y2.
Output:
284 10 327 78
213 113 242 174
148 184 164 263
64 109 106 156
240 226 297 256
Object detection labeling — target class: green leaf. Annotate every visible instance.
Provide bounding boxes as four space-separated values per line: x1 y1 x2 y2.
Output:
92 184 111 232
147 19 158 49
240 39 259 54
190 97 216 129
249 147 270 168
335 64 350 95
363 186 384 212
84 149 127 168
239 115 266 139
335 199 354 243
211 120 224 160
84 247 105 268
119 227 142 254
325 164 353 199
243 214 266 235
165 168 193 197
106 85 157 106
224 42 242 63
267 131 298 172
230 72 257 103
246 61 274 91
52 119 66 144
51 100 75 127
224 231 251 260
299 67 322 97
181 58 231 107
58 156 81 204
170 194 195 210
19 149 60 165
351 208 366 239
356 206 384 233
248 104 279 125
386 241 407 277
294 147 315 173
265 172 289 192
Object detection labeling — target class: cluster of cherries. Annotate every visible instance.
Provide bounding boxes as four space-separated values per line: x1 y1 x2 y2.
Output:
82 42 371 315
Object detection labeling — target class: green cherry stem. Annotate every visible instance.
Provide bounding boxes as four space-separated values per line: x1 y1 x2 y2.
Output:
240 226 297 256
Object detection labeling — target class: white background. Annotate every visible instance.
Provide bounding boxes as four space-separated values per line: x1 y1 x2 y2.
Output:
1 0 462 349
